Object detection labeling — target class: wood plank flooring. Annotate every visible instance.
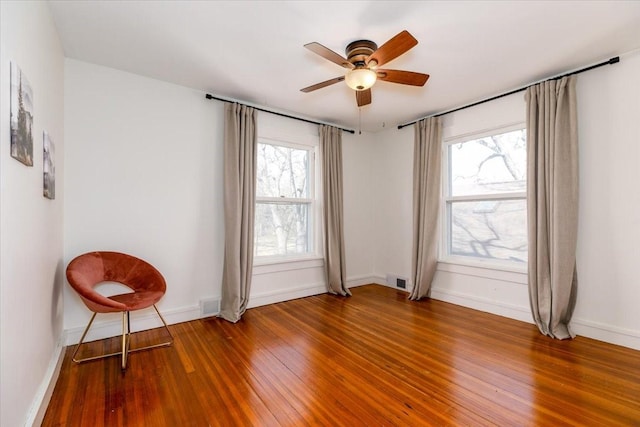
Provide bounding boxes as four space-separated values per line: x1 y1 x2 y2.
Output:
43 285 640 426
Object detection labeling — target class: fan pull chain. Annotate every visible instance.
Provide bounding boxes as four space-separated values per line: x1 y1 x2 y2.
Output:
359 107 362 135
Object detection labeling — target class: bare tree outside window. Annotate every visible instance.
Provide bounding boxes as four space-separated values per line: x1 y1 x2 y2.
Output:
446 128 527 263
255 142 313 257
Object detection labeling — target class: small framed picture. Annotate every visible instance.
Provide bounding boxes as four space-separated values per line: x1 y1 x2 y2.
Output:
10 62 34 166
43 132 55 199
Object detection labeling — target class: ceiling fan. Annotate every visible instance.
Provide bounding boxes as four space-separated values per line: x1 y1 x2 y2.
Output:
300 30 429 107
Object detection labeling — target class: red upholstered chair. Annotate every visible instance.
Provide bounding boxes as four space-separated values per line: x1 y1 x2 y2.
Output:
66 251 173 369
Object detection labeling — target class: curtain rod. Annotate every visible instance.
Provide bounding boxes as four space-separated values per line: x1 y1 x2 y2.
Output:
397 56 620 130
205 93 355 134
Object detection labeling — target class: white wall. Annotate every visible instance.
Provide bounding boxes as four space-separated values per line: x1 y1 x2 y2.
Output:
63 60 375 341
370 51 640 349
64 59 224 341
370 126 416 285
342 130 376 284
0 2 65 426
572 50 640 348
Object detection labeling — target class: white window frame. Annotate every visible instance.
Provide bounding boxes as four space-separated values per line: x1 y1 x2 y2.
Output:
440 122 527 273
254 137 321 265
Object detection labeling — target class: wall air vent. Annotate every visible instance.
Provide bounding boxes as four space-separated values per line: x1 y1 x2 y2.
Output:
386 274 409 291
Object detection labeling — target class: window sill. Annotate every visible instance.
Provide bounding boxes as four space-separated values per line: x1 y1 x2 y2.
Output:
253 256 324 275
437 258 527 285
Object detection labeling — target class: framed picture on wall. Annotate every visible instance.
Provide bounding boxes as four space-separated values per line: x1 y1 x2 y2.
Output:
43 132 55 199
10 62 34 166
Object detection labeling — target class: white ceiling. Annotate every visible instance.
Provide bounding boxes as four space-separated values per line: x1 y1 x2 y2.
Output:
49 1 640 132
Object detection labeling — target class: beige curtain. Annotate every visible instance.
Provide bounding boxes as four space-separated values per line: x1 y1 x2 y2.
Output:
409 117 442 300
525 76 579 339
219 103 257 323
320 125 350 296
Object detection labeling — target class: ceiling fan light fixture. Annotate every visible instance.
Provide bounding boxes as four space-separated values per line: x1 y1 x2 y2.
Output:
345 68 377 91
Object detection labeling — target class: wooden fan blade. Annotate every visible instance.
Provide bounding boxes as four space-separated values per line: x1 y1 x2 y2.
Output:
356 89 372 107
367 30 418 68
377 69 429 86
304 42 354 69
300 76 345 93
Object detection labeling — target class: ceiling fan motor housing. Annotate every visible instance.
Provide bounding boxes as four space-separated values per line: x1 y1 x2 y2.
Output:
346 40 378 66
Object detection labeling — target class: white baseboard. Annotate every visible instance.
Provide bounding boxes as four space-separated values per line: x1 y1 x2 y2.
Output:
346 275 383 288
367 282 532 324
248 273 396 308
65 276 380 345
248 282 327 309
571 317 640 350
63 279 640 352
248 275 389 308
64 305 201 346
430 287 640 351
25 335 66 427
367 275 413 293
430 287 533 324
368 275 387 286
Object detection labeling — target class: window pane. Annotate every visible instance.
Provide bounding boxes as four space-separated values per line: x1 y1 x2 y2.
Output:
257 143 309 198
450 199 527 262
450 129 526 196
255 202 310 257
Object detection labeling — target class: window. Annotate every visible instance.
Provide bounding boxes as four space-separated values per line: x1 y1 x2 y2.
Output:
442 126 527 266
254 139 316 260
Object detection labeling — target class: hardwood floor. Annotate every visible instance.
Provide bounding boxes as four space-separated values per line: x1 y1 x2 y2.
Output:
43 285 640 426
